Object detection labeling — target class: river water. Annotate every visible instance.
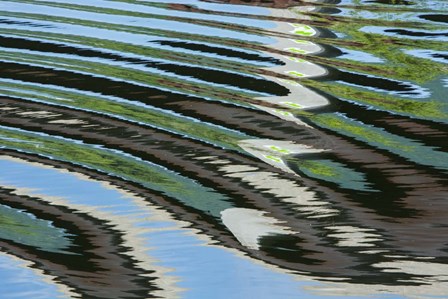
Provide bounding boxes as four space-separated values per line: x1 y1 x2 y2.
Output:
0 0 447 298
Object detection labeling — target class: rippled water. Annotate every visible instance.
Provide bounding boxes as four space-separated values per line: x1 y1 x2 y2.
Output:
0 0 447 298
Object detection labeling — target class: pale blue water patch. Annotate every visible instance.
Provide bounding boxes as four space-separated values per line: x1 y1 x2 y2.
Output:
0 157 406 299
0 252 70 299
337 47 385 63
2 2 274 43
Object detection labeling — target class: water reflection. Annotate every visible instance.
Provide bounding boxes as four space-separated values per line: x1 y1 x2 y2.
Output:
0 0 447 298
0 155 351 299
0 251 75 299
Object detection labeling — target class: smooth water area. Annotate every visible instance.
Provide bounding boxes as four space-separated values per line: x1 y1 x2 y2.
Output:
0 0 447 298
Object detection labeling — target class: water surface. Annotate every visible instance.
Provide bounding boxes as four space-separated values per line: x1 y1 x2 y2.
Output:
0 0 447 298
